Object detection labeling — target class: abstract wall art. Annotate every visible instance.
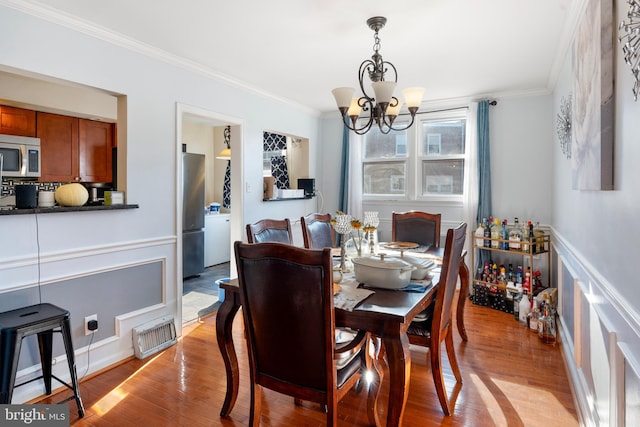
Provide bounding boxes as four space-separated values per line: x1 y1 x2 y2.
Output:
572 0 614 190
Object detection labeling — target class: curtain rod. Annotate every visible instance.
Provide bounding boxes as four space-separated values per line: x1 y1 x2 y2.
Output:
395 99 496 117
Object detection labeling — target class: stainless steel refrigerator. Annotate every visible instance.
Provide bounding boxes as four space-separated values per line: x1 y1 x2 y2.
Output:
182 152 205 278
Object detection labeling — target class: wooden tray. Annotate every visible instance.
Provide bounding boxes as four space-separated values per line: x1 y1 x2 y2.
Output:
383 241 419 250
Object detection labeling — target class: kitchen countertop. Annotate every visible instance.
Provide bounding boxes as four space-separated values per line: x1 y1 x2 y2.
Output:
0 204 139 215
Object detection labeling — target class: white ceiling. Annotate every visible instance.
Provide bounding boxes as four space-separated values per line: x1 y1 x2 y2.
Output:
10 0 582 113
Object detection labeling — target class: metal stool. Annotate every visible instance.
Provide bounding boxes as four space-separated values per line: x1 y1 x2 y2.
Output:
0 303 85 417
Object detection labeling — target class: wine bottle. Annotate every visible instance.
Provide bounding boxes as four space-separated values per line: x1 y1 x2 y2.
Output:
500 219 509 250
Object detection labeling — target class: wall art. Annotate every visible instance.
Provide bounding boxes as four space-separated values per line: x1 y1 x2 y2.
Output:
572 0 614 190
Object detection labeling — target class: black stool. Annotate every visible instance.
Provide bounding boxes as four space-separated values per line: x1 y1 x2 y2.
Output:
0 303 85 417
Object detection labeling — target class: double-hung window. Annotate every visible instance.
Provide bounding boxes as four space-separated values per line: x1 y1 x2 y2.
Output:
362 127 408 197
362 109 468 202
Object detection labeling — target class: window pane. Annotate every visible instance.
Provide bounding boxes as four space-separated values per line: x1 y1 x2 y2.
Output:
364 162 406 195
421 120 466 156
364 127 408 159
421 159 464 195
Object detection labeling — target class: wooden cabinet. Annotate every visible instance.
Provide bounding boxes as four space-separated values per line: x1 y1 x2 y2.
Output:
37 112 113 183
79 119 113 183
0 105 36 136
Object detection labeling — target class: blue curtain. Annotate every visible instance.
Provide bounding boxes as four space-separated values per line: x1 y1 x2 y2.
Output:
337 125 350 245
338 125 349 213
476 100 492 270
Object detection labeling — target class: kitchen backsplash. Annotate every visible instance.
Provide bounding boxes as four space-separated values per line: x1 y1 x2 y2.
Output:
1 178 63 197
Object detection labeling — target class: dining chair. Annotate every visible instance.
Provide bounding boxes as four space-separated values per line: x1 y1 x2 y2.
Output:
233 241 375 426
391 211 441 248
245 218 293 244
301 213 335 249
407 222 467 416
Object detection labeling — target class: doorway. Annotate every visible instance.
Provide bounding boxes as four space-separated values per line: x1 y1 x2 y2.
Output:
176 103 243 333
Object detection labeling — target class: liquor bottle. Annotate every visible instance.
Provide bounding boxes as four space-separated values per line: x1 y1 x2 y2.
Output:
491 218 500 248
500 219 509 250
509 217 522 251
529 221 535 253
533 221 544 254
516 265 523 284
508 263 514 283
513 290 522 321
523 267 532 295
518 290 530 325
538 294 556 344
527 298 539 332
475 221 485 246
483 218 492 248
522 220 530 253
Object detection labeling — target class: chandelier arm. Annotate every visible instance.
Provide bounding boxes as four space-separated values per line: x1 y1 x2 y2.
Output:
381 61 398 83
379 112 418 133
359 59 376 99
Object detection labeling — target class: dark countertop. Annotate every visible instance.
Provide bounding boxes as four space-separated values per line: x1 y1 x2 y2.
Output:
0 204 139 215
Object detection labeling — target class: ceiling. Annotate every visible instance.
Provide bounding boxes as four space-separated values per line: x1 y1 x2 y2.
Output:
11 0 581 114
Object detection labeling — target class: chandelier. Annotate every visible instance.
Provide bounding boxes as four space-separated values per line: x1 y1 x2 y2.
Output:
332 16 424 135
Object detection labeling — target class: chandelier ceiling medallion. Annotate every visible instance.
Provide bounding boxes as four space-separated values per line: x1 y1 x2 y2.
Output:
332 16 425 135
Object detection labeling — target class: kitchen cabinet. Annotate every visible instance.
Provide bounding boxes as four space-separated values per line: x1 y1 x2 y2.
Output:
204 213 231 266
0 105 36 136
37 112 113 183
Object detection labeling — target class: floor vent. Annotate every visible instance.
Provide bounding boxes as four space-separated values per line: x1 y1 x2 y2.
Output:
132 316 177 359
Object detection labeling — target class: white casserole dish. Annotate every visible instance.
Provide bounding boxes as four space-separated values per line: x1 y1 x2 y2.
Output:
352 255 415 289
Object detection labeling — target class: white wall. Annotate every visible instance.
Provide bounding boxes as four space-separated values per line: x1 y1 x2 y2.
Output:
0 4 320 402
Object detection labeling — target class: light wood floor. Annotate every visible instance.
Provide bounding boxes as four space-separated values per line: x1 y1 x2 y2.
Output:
37 292 579 426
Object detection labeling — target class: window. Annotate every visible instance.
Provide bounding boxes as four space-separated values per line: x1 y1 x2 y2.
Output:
362 127 408 196
361 110 468 201
420 119 466 196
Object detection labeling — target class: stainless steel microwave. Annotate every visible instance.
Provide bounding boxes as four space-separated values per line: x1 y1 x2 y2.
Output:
0 134 41 178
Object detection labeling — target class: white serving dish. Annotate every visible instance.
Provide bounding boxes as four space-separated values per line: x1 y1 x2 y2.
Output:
401 255 435 280
352 255 415 289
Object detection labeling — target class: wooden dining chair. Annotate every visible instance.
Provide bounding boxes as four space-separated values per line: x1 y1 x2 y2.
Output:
245 218 293 244
391 211 441 248
301 213 335 249
234 241 376 426
406 222 467 416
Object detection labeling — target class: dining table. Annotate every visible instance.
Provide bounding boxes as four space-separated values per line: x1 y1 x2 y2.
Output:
215 245 469 427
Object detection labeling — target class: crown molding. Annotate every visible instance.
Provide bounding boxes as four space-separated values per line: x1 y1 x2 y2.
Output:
0 0 320 116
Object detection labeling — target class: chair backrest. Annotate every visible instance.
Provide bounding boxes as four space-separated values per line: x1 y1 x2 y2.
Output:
246 218 293 244
432 223 467 341
301 213 335 249
234 241 336 403
392 211 442 248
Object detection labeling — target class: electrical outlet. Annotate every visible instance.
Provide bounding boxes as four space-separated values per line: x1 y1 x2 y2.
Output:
85 314 98 335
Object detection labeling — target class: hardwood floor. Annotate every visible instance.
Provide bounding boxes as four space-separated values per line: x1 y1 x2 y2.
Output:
36 292 579 426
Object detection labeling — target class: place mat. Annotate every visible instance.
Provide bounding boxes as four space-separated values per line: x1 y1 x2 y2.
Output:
361 279 433 293
334 278 375 311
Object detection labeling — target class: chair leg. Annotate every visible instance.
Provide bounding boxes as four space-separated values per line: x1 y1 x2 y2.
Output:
445 328 462 384
249 384 262 427
326 402 338 426
36 330 54 395
430 341 452 416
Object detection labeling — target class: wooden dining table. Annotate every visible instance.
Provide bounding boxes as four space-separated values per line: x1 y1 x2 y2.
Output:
215 247 469 427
